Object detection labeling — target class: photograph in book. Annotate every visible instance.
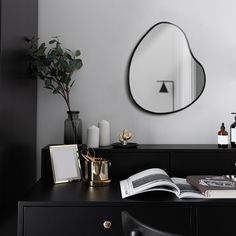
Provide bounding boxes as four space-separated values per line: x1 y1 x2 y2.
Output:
186 175 236 198
120 168 205 199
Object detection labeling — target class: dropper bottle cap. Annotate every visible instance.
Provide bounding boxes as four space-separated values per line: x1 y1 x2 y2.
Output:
232 113 236 120
221 123 225 130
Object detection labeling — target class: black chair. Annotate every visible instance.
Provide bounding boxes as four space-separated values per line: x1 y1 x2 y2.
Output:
122 211 181 236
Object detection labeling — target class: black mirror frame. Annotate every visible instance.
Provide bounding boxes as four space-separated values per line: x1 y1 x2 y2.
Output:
128 21 206 115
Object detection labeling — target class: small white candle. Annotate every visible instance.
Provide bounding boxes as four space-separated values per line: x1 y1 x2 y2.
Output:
98 120 110 146
87 125 99 148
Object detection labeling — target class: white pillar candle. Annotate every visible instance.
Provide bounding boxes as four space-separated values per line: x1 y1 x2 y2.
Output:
98 120 110 146
87 125 100 148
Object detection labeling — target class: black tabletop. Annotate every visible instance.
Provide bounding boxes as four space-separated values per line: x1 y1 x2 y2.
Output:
19 179 236 207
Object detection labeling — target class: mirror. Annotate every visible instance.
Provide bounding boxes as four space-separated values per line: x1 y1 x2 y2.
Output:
128 22 206 114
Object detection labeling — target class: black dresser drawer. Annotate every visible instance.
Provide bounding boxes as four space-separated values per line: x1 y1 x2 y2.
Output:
95 150 170 177
22 206 191 236
196 206 236 236
171 151 236 177
23 206 121 236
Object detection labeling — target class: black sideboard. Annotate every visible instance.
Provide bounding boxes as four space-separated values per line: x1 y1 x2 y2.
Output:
94 144 236 177
18 145 236 236
42 144 236 180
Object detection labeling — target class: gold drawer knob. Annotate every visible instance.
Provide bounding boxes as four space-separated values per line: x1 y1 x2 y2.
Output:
103 220 112 229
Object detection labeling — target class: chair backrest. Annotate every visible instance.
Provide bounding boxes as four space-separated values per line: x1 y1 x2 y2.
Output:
122 211 181 236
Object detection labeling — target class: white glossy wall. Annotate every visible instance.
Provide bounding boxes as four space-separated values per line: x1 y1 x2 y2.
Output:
37 0 236 176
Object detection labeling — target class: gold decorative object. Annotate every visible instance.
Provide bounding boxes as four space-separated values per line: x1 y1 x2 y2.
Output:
119 129 132 145
81 148 111 186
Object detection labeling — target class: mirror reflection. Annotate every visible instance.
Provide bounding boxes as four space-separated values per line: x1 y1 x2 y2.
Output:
128 22 206 114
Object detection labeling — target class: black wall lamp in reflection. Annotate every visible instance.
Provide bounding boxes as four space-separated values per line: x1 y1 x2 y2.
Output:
156 80 175 111
159 82 168 93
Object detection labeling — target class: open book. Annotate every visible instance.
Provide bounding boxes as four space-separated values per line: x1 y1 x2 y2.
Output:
120 168 205 199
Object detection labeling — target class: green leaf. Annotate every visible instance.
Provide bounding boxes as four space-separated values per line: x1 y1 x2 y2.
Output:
49 50 57 57
74 59 83 70
56 46 63 55
64 52 72 60
38 43 46 51
60 75 70 84
45 79 52 88
49 39 57 44
44 79 54 90
70 80 76 88
65 48 72 53
56 41 61 48
53 86 62 94
61 60 69 68
75 50 81 57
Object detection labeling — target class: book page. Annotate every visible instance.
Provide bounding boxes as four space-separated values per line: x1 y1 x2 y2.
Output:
120 168 179 198
171 177 205 198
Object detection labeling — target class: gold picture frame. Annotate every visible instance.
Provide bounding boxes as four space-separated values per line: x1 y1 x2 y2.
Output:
49 144 82 184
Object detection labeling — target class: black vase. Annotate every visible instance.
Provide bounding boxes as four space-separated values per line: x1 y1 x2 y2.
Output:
64 111 82 144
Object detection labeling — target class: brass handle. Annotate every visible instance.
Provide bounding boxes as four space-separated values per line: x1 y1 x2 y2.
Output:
103 220 112 229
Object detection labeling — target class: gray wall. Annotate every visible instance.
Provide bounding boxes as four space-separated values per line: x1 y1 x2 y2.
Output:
37 0 236 176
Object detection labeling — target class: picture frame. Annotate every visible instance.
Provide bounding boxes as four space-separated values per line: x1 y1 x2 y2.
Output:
49 144 82 184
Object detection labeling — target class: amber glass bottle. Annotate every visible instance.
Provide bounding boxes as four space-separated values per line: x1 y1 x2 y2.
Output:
218 123 228 148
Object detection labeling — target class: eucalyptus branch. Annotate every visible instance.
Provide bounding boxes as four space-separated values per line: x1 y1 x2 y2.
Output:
42 74 67 100
26 37 83 144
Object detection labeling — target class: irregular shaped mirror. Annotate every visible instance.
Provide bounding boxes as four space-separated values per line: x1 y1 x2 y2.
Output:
128 22 206 114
